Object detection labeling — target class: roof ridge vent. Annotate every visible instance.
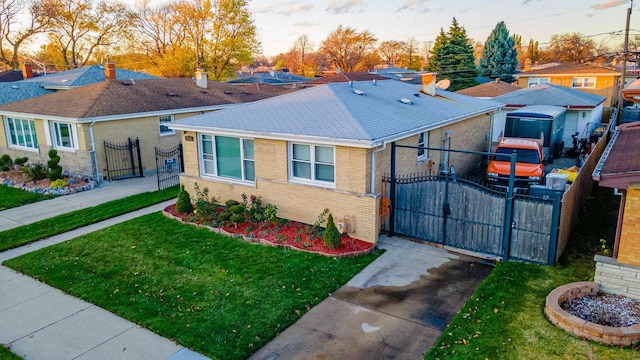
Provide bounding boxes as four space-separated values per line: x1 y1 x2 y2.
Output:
353 89 365 95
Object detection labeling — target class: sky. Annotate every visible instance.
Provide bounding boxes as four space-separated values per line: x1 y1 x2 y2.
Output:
248 0 638 57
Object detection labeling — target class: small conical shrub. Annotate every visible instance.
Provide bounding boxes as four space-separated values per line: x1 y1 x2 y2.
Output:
176 185 194 214
47 149 63 181
323 213 342 250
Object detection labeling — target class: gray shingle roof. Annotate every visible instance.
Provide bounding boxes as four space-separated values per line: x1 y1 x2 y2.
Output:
493 83 605 108
20 65 157 88
172 79 503 147
0 82 53 105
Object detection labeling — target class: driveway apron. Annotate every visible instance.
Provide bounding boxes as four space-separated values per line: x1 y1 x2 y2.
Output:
249 235 494 360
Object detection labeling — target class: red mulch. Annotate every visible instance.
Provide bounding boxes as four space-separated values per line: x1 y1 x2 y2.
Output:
163 204 375 257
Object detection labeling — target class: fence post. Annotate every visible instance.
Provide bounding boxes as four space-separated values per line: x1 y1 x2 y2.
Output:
548 191 562 265
178 142 184 173
502 152 517 261
389 142 397 236
442 171 451 245
104 139 111 180
135 138 143 177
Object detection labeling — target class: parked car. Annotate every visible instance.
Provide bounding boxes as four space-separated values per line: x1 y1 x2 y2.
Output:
487 137 545 187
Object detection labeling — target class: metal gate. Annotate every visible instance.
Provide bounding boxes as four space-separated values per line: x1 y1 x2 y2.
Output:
155 143 184 190
104 137 144 180
385 174 561 265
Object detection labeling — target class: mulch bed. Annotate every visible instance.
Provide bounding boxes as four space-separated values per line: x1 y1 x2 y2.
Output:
561 293 640 327
163 204 375 257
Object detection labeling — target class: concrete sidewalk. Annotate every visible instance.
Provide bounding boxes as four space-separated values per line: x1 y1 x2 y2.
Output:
0 176 160 232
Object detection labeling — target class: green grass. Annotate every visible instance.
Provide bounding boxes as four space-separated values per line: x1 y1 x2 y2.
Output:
0 185 178 252
0 186 53 211
0 345 21 360
3 212 380 360
426 186 640 360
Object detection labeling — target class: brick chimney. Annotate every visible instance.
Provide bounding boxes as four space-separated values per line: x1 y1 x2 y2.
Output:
104 62 116 80
524 58 532 71
195 69 208 89
22 62 34 79
421 72 437 96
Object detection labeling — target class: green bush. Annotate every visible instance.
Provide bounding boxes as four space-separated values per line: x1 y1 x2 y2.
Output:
175 185 194 214
47 149 63 181
0 154 12 171
225 199 240 208
193 183 218 221
14 157 28 166
323 213 342 250
22 163 47 182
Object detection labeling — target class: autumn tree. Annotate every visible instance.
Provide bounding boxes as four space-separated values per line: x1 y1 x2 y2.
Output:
0 0 54 69
42 0 132 69
427 18 477 91
320 25 377 72
547 33 596 63
478 21 518 83
281 34 316 76
377 40 403 65
400 37 422 70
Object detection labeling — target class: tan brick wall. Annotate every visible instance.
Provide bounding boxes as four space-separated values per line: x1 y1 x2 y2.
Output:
179 131 380 243
0 119 6 148
516 75 618 107
617 184 640 266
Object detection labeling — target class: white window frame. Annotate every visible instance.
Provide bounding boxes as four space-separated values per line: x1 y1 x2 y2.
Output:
572 77 596 89
4 116 38 151
159 115 175 136
198 133 255 183
288 142 335 188
417 131 429 162
527 77 550 87
50 121 78 150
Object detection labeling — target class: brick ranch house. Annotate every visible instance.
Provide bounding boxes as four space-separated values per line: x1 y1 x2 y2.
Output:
169 77 503 245
0 71 294 180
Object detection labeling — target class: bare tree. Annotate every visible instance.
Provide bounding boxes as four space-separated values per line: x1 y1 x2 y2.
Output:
320 25 377 72
377 40 402 65
0 0 54 69
547 33 596 63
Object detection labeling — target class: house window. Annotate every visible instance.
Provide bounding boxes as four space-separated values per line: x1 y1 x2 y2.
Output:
289 143 335 185
572 77 596 89
417 132 428 161
5 117 38 150
159 115 175 135
199 134 254 182
527 78 550 87
50 121 75 149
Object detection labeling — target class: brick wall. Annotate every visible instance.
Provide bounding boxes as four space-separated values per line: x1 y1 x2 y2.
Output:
594 255 640 300
516 75 618 107
180 131 381 244
617 184 640 266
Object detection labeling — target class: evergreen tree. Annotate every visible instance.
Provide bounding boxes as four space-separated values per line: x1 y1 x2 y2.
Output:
478 21 519 83
427 18 477 91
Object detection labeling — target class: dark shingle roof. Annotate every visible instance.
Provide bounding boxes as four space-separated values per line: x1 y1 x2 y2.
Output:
0 79 296 119
455 81 520 98
227 72 308 84
21 65 157 88
0 70 24 82
493 83 605 108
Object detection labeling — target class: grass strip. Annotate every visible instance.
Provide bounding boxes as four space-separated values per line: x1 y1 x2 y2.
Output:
0 186 53 211
4 212 380 359
425 186 640 359
0 185 178 252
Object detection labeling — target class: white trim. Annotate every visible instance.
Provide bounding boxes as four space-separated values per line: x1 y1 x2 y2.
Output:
49 120 79 150
288 142 336 188
159 114 176 136
4 116 39 150
198 133 256 183
417 131 429 162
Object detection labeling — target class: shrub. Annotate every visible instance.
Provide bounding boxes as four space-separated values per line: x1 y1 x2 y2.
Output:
14 157 28 166
175 185 194 214
50 179 67 189
193 183 218 221
22 163 47 182
308 208 330 235
264 204 278 223
0 154 12 171
225 199 240 208
47 149 63 181
323 213 342 250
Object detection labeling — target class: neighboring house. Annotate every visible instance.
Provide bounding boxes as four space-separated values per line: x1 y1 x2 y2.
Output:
0 82 53 105
592 122 640 265
0 70 24 82
455 79 520 98
169 77 503 245
514 63 620 107
227 71 308 85
0 71 296 180
369 66 422 81
491 83 606 145
306 72 388 85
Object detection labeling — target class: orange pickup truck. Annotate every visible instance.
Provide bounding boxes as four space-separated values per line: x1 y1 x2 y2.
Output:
486 137 545 187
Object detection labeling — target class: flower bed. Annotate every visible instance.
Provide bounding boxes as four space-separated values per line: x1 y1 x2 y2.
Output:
163 203 375 257
0 170 97 195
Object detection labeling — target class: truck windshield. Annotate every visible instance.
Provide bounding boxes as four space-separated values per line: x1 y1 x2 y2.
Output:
493 147 541 164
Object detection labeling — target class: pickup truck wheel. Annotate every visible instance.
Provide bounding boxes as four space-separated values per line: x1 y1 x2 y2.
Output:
553 142 563 159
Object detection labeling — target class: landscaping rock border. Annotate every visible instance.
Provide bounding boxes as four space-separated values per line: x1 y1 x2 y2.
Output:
545 281 640 346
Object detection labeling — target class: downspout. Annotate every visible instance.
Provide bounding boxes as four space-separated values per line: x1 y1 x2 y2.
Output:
89 119 100 186
370 142 387 194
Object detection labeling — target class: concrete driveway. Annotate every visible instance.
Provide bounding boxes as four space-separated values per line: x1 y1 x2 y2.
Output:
250 235 494 359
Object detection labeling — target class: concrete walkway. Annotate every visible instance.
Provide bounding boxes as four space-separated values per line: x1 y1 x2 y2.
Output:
0 176 159 232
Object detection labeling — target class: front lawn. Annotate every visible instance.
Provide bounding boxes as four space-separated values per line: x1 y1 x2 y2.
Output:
0 345 21 360
0 186 53 211
425 186 639 359
0 185 178 252
4 212 380 360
